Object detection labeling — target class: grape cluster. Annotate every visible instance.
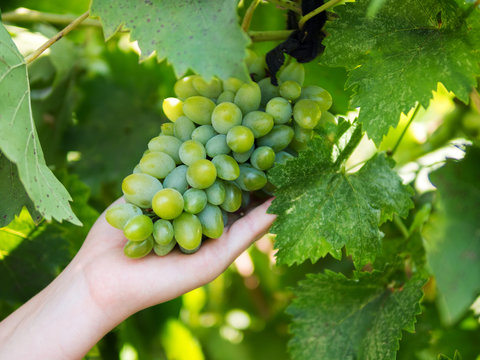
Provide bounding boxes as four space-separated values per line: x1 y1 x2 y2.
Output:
106 52 335 259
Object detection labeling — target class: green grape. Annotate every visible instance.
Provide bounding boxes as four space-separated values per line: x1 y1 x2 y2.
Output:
124 236 154 259
152 188 184 220
242 111 274 138
197 204 224 239
275 151 294 164
236 165 267 191
183 96 215 125
122 173 163 208
258 78 279 106
163 165 188 194
262 181 276 196
132 164 142 174
250 146 275 171
223 77 244 93
179 243 201 254
289 138 309 152
174 75 199 99
205 180 226 205
234 82 261 114
279 80 301 101
211 154 240 181
124 214 154 241
174 116 196 141
316 111 336 129
148 135 182 164
173 212 202 251
294 123 314 143
293 99 321 129
161 123 175 136
222 210 229 227
192 76 222 98
162 97 184 122
241 190 250 209
299 85 333 111
232 144 255 163
191 125 216 145
153 238 176 256
257 125 294 152
220 182 242 212
186 159 217 189
152 219 174 246
226 125 254 153
211 102 243 134
206 134 230 157
278 61 305 86
265 97 292 124
183 188 207 214
245 49 266 79
139 151 176 179
179 140 206 166
106 203 142 230
217 91 235 104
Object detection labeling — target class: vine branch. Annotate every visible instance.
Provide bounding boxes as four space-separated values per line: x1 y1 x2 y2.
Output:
389 103 421 157
298 0 342 29
242 0 261 32
248 30 293 41
2 8 100 27
24 11 90 65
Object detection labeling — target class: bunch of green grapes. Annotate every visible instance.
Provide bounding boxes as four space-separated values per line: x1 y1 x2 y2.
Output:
106 51 335 259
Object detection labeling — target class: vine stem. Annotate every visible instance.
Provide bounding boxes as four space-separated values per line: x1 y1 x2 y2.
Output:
2 8 100 27
264 0 302 14
389 103 421 157
24 11 90 65
242 0 261 32
248 29 293 41
298 0 342 29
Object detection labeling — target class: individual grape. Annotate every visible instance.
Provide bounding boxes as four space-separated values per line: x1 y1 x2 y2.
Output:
316 111 336 129
179 140 206 166
217 91 235 104
232 144 255 163
124 214 154 242
262 181 276 196
174 116 196 141
192 76 222 98
299 85 332 111
186 159 217 189
257 125 294 152
191 125 217 145
236 165 267 191
211 102 243 134
161 123 175 136
163 165 188 194
241 190 250 209
294 123 314 143
293 99 321 129
226 126 254 153
265 97 292 124
279 80 301 101
183 96 215 125
139 151 176 179
206 134 230 158
162 97 184 122
183 188 208 214
278 61 305 86
152 219 174 246
205 180 226 205
245 49 266 79
179 243 201 254
250 146 275 171
221 210 229 227
132 164 142 174
152 188 184 220
124 236 154 259
223 77 244 93
211 154 240 181
220 182 242 212
275 151 294 164
258 78 279 106
197 204 224 239
122 173 163 208
153 238 176 256
174 75 199 99
289 138 308 152
234 82 261 114
148 135 182 164
173 213 202 251
242 111 274 138
106 203 142 230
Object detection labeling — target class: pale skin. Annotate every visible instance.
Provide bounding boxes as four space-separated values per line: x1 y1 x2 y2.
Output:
0 198 276 360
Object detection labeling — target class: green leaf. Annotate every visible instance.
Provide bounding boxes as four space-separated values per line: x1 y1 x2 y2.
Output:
287 271 425 360
322 0 480 144
422 146 480 324
268 137 413 267
0 22 80 225
90 0 250 81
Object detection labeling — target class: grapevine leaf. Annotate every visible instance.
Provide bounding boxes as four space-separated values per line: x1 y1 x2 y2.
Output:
321 0 480 144
287 271 425 360
422 146 480 324
0 22 80 225
90 0 250 81
268 137 413 267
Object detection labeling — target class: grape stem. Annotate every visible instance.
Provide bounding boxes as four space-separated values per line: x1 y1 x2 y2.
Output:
242 0 261 32
248 30 293 41
24 11 90 65
2 8 100 27
298 0 343 29
389 103 421 157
